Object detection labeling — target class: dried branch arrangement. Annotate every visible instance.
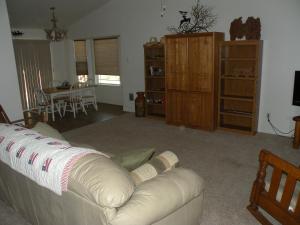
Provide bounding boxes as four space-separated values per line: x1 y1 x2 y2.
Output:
168 0 217 34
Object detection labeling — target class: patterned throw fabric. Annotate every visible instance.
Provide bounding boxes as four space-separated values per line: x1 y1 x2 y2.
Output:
131 151 179 185
0 123 108 195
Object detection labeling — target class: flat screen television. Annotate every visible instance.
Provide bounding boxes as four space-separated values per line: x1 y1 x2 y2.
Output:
293 71 300 106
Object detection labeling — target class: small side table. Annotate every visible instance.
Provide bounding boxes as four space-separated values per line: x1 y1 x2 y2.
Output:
293 116 300 149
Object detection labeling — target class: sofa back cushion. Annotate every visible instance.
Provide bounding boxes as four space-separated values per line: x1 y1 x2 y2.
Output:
68 153 135 208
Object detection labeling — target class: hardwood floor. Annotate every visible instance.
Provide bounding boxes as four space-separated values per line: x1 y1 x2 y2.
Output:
48 103 125 132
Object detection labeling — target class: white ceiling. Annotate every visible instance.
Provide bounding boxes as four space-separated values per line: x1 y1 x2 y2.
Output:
6 0 110 28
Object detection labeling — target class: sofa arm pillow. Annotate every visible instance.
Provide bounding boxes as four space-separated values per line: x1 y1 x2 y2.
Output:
68 153 135 208
111 168 204 225
130 151 179 185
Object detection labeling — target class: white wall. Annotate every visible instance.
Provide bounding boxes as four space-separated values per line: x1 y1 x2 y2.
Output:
11 28 73 83
50 40 73 82
0 0 23 120
68 0 300 134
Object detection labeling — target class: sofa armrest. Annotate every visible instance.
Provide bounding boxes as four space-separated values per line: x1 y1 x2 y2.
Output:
111 168 204 225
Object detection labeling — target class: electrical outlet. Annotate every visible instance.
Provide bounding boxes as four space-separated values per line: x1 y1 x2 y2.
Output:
129 93 134 101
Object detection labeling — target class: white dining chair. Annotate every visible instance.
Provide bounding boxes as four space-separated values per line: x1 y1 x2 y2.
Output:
63 83 87 118
35 89 62 121
81 87 98 111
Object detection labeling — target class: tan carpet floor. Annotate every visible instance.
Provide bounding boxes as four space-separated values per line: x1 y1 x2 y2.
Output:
1 113 300 225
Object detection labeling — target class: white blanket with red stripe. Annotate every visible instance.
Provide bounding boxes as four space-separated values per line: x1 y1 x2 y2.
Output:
0 123 108 195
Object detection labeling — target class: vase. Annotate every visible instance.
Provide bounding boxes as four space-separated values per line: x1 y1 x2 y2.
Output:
135 92 146 117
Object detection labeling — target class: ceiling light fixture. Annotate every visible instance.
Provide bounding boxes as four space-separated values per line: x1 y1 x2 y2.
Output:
45 7 66 41
160 0 166 17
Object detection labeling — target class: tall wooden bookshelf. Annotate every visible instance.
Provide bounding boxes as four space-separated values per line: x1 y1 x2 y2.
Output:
218 40 263 135
144 43 165 117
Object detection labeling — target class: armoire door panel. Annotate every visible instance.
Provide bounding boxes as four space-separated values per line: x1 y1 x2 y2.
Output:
186 93 213 130
166 91 185 124
188 36 213 92
165 38 188 91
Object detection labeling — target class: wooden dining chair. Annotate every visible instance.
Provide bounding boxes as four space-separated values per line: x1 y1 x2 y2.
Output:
0 104 11 124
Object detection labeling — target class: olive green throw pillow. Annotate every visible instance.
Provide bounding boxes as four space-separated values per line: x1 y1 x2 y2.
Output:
32 122 66 141
112 148 155 171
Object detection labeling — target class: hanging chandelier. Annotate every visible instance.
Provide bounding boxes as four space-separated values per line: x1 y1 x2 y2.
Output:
45 7 67 41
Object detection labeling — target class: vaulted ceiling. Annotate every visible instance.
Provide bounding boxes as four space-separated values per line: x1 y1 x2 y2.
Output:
6 0 110 28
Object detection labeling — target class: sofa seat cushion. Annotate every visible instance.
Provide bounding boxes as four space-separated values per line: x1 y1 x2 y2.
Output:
68 153 135 208
111 168 204 225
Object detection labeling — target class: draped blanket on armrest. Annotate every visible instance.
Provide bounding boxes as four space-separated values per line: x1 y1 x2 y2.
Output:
0 123 108 195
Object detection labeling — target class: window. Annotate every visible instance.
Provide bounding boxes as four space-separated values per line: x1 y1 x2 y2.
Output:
93 38 120 86
78 75 88 83
97 75 120 85
74 40 88 83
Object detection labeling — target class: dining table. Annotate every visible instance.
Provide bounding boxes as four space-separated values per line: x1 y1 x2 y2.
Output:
43 85 97 121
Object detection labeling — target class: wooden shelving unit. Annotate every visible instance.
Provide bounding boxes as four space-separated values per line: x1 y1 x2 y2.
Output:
218 40 263 135
165 32 224 130
144 43 165 117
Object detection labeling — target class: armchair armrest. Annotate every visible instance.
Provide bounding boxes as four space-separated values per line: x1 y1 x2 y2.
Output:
111 168 204 225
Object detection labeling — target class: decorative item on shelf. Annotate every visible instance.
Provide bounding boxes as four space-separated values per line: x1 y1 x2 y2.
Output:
144 37 161 47
150 37 158 43
11 30 24 37
245 17 261 40
230 17 261 41
149 66 163 76
135 92 146 117
45 7 67 42
229 17 244 40
167 0 217 34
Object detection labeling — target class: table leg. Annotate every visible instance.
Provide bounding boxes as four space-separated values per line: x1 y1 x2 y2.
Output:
293 116 300 149
51 95 55 122
93 87 98 111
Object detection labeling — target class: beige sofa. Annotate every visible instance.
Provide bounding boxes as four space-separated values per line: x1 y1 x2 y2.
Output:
0 153 204 225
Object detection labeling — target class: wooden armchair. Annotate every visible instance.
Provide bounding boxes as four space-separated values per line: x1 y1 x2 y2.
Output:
0 104 11 124
248 150 300 225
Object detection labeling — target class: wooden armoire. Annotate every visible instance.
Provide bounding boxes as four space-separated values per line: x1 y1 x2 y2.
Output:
165 32 224 131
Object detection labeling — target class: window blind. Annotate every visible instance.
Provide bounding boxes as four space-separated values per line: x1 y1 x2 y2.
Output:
74 40 88 75
13 40 53 110
94 38 119 76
